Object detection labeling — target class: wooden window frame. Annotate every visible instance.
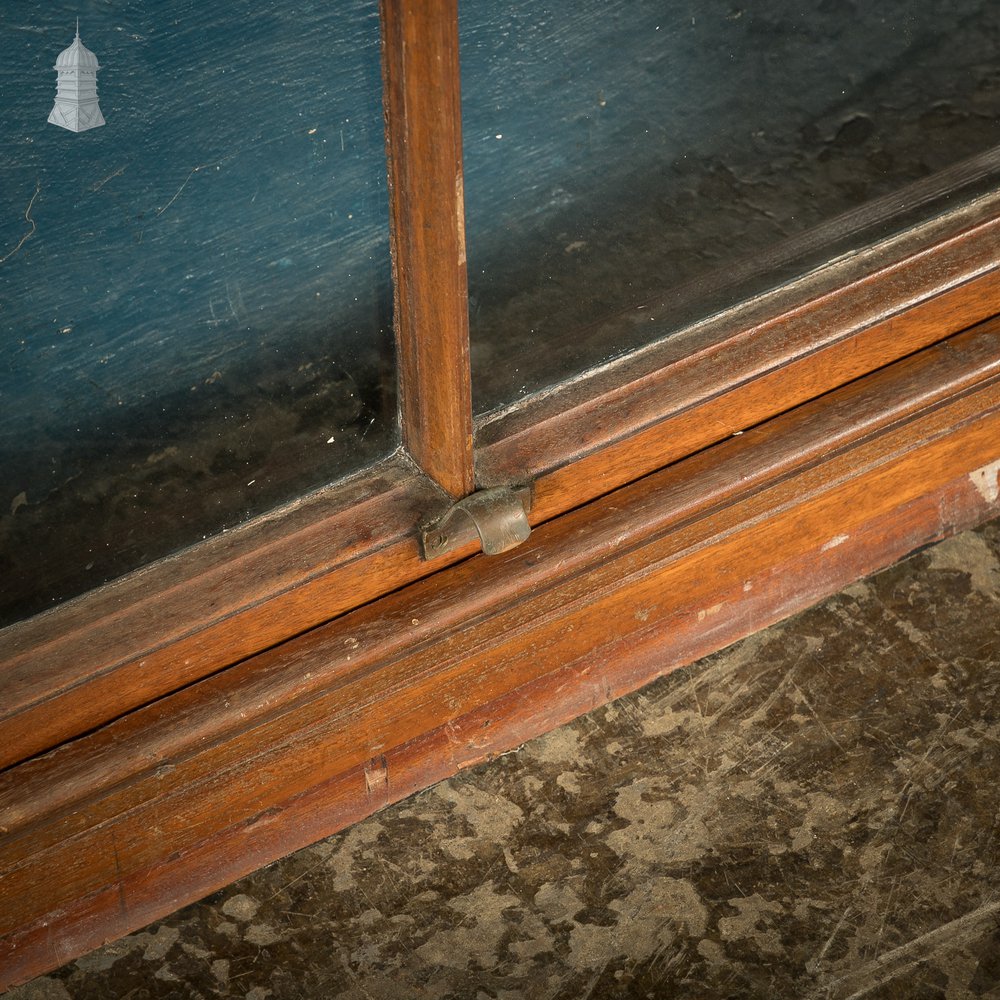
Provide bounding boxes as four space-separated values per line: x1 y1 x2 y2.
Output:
2 0 1000 986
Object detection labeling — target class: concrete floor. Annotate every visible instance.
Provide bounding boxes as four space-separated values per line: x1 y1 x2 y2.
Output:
8 517 1000 1000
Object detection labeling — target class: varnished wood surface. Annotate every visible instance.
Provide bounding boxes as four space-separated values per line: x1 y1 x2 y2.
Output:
0 454 464 770
477 190 1000 517
381 0 475 497
1 0 483 768
6 326 998 840
2 325 999 987
32 518 999 998
3 188 998 774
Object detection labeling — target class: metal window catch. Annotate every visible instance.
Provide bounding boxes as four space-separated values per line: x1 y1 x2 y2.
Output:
420 485 532 559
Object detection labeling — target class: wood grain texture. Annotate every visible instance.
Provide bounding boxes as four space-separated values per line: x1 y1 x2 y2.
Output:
4 170 997 774
0 454 466 771
0 1 481 771
381 0 475 497
2 325 999 988
477 191 1000 520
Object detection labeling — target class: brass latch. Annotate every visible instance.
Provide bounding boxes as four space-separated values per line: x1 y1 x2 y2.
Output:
420 485 532 559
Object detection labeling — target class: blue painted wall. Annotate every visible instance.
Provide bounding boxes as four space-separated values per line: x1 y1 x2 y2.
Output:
2 0 998 620
0 1 391 485
458 0 1000 409
460 0 993 257
4 0 997 469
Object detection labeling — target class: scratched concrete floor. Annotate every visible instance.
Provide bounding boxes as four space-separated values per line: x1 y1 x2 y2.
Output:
9 516 1000 1000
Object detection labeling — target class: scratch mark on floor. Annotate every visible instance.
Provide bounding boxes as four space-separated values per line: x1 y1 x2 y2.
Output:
815 897 1000 999
0 180 41 265
263 858 327 904
807 906 852 974
791 680 845 752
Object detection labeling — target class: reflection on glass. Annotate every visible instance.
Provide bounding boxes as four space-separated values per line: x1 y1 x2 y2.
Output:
0 2 395 626
460 1 1000 413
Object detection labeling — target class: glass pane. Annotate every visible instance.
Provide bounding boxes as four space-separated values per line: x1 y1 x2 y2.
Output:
460 1 1000 413
0 2 395 626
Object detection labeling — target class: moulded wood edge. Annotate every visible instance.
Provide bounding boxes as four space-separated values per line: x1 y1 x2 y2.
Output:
0 455 462 770
1 342 999 987
5 196 1000 768
476 178 1000 452
476 203 1000 496
521 271 1000 523
2 469 996 991
5 324 997 838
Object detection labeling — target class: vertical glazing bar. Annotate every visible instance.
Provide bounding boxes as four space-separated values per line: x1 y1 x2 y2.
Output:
380 0 475 499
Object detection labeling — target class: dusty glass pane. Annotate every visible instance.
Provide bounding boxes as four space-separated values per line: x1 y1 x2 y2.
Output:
461 1 1000 413
0 2 395 626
